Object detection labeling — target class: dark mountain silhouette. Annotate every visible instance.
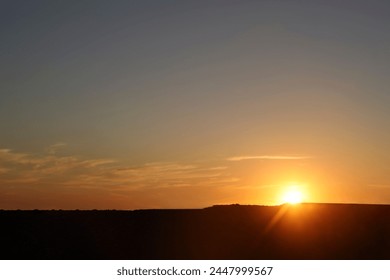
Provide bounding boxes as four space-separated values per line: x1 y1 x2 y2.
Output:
1 203 389 259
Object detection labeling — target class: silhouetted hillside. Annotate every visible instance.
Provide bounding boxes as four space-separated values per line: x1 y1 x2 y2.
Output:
1 203 389 259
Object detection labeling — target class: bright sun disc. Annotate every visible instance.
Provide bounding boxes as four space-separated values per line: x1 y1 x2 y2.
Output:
282 190 303 204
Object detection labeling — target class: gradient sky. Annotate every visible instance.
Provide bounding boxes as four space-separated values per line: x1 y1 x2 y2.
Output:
1 0 390 209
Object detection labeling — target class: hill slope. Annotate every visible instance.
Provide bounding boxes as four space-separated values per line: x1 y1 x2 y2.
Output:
1 203 389 259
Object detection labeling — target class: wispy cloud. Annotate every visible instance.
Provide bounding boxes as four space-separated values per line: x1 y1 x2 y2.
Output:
46 142 67 155
66 162 235 190
0 146 239 192
0 149 37 164
208 166 228 170
0 146 116 185
227 155 312 161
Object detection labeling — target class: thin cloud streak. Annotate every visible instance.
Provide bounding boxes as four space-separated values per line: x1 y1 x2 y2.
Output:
227 155 312 161
46 142 67 155
0 147 240 193
66 162 236 191
0 146 116 185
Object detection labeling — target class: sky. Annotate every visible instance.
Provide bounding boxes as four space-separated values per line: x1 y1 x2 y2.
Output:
1 0 390 209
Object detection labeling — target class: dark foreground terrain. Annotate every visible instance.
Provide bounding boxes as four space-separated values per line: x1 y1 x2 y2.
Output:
1 203 389 259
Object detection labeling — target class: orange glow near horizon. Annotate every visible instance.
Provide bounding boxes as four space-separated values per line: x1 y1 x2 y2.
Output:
281 185 305 205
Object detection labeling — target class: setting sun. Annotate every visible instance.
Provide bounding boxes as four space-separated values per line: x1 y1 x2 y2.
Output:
282 189 304 204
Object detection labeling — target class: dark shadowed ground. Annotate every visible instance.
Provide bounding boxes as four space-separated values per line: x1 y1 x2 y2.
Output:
1 203 389 259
